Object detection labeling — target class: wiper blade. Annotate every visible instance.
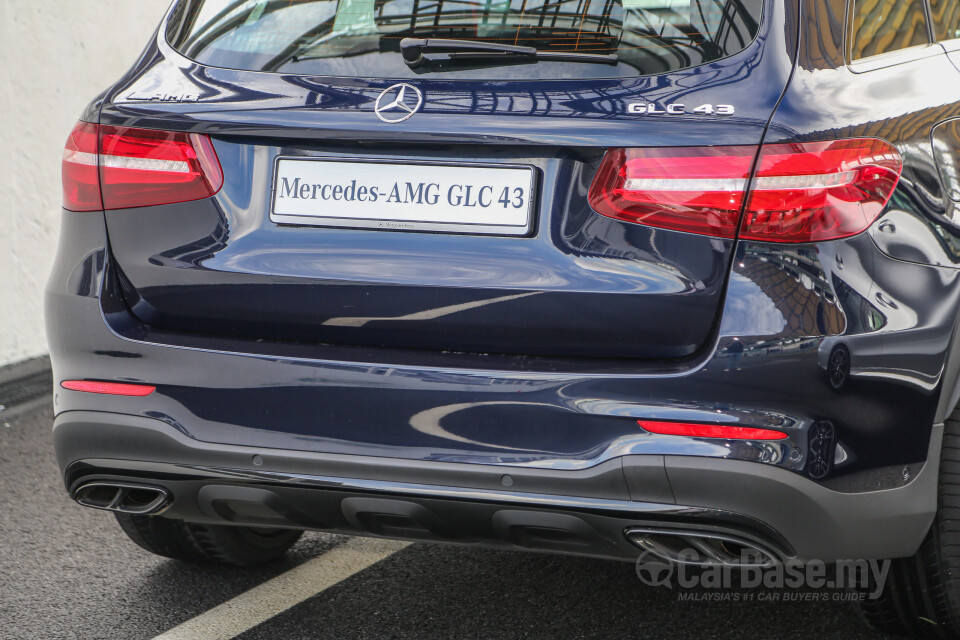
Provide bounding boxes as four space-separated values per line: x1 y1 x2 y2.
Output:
399 38 618 71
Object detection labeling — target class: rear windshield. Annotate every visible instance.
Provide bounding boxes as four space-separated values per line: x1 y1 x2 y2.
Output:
165 0 763 80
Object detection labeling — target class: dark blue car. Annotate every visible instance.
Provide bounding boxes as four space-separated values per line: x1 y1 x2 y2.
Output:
49 0 960 634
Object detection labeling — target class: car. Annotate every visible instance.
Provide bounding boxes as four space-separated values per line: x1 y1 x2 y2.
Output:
47 0 960 635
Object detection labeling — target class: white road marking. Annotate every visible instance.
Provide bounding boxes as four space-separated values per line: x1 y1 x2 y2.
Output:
151 537 410 640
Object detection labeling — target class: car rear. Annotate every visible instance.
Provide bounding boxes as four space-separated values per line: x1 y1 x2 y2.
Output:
46 0 949 572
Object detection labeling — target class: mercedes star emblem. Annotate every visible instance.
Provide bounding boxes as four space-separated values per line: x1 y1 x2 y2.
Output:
374 83 423 123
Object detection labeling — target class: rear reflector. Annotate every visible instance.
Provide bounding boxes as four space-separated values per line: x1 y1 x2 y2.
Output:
61 122 223 211
61 380 156 396
638 420 788 440
588 138 902 243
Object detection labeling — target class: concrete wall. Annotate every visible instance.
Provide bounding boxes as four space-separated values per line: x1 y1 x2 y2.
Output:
0 0 172 366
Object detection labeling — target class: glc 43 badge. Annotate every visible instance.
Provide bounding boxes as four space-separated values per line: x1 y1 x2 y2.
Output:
627 103 735 116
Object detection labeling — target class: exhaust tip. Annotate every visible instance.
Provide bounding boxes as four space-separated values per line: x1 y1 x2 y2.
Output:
626 527 780 568
73 482 170 515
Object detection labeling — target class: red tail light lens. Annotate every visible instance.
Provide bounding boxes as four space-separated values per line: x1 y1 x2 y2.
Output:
588 146 756 238
61 380 156 396
99 126 223 210
638 420 788 441
62 122 102 212
740 139 902 242
61 121 223 211
588 138 902 243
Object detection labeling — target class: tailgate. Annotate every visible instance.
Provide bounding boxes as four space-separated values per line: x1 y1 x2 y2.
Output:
100 0 793 361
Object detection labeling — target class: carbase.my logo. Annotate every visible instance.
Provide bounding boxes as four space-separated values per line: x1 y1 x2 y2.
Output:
634 549 890 599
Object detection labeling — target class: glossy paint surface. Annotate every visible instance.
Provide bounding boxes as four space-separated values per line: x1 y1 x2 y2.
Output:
45 0 960 494
100 0 796 360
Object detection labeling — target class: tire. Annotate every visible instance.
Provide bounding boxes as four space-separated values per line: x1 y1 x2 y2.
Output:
853 409 960 638
114 512 303 567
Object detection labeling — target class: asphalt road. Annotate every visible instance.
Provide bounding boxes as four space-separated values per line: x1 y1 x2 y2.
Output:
0 396 889 640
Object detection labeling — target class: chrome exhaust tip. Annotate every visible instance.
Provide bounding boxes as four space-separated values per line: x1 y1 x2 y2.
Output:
626 527 780 568
73 482 171 515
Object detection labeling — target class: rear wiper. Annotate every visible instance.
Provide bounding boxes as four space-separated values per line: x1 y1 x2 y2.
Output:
399 38 618 71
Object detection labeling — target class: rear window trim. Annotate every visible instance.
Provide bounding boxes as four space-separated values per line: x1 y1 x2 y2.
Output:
928 0 960 44
158 0 768 82
845 0 936 71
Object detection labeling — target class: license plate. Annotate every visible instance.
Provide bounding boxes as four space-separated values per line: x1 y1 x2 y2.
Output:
270 158 536 236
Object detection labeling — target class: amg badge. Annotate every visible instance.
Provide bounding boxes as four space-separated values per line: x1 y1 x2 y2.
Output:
627 103 735 116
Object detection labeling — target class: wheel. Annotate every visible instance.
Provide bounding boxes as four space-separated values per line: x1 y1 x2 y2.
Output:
827 344 850 391
114 512 303 566
853 408 960 638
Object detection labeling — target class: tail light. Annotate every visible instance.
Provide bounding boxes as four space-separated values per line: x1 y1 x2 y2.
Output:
99 126 223 210
588 146 756 238
588 138 902 243
62 122 102 211
741 139 902 242
61 122 223 211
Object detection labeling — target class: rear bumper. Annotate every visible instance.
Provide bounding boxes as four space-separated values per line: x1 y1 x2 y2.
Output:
46 210 958 563
55 410 940 561
47 209 952 488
